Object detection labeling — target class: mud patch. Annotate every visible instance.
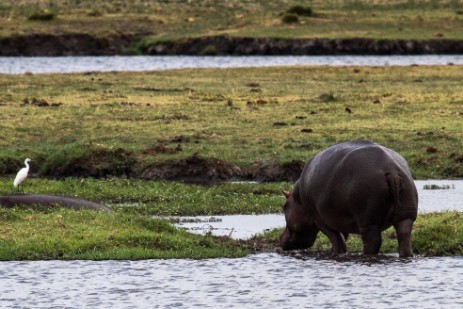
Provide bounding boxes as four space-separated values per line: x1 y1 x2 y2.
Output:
140 153 246 183
0 33 141 56
158 135 195 144
237 236 281 254
139 154 304 182
141 144 183 155
3 34 463 56
252 158 304 182
11 144 305 182
50 147 135 178
21 98 62 107
145 35 463 56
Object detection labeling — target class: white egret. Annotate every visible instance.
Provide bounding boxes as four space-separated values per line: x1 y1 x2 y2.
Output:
14 158 31 191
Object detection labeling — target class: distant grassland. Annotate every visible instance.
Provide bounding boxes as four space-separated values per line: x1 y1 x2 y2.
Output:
1 65 463 179
0 0 462 40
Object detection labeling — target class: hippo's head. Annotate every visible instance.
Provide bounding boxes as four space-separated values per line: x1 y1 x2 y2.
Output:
280 191 319 250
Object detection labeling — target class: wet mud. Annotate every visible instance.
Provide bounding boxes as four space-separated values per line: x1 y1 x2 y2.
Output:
141 153 304 183
1 34 463 56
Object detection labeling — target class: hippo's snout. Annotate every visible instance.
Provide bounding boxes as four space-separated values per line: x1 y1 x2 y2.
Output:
280 227 318 251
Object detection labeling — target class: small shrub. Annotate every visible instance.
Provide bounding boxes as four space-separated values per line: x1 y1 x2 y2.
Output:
199 45 218 56
281 13 299 24
319 92 337 102
87 10 103 17
286 5 313 17
423 184 454 190
28 9 56 21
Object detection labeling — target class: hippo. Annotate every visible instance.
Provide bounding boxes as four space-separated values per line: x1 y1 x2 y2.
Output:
280 140 418 257
0 194 111 212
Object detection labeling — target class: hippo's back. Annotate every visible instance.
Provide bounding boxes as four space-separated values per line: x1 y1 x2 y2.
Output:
298 141 418 232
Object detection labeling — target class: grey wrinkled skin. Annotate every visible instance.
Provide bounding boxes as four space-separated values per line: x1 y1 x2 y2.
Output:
0 194 110 212
280 140 418 257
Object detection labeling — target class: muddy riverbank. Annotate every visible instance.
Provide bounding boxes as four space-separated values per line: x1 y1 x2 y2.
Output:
2 152 303 183
2 34 463 56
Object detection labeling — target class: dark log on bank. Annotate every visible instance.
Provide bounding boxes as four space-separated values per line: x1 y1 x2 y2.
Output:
0 194 110 212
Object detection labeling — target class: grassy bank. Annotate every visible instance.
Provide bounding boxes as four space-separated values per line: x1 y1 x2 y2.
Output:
0 207 249 260
1 176 462 259
261 212 463 256
0 178 286 216
0 206 461 260
0 176 461 259
1 1 463 41
1 65 463 179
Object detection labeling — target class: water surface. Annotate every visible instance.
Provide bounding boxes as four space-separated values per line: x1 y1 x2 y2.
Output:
1 55 462 74
0 254 461 308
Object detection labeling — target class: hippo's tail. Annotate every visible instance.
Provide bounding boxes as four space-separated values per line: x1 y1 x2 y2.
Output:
386 173 402 211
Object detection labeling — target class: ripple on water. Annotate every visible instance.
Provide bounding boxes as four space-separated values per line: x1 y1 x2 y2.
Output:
0 254 462 308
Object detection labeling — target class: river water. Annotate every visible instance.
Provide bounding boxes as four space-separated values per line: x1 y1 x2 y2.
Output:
0 254 462 309
2 56 463 307
0 179 462 308
1 54 463 74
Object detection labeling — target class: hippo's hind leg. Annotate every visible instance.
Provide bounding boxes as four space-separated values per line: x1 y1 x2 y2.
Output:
394 219 414 258
360 225 382 255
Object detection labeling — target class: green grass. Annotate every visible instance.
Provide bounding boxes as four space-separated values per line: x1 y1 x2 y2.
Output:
1 65 463 179
0 207 249 260
0 178 287 216
0 1 463 40
0 205 461 260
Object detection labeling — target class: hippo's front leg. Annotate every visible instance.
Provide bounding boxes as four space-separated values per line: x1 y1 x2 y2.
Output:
318 225 347 254
394 219 414 258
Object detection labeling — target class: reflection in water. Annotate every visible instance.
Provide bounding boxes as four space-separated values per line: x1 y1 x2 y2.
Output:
0 254 462 308
175 214 285 239
416 179 463 212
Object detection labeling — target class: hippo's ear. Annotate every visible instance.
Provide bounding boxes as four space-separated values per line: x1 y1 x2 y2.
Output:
283 191 291 199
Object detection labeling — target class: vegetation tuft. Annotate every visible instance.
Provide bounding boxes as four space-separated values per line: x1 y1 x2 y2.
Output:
199 44 219 56
286 5 313 17
27 9 56 21
281 13 299 24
